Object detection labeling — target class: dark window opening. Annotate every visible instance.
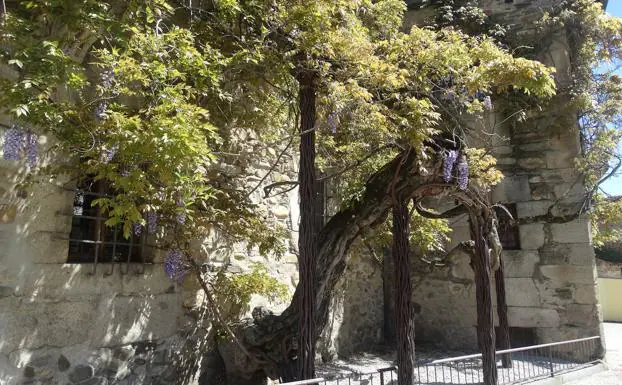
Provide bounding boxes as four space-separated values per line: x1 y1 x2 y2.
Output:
497 327 537 348
494 203 520 250
67 178 146 264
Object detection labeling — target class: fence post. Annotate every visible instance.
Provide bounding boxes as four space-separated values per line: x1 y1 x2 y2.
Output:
548 347 555 377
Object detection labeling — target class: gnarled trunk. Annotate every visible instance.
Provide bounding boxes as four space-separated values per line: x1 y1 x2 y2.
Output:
218 150 445 383
297 70 318 381
495 257 512 368
392 196 415 385
469 209 498 385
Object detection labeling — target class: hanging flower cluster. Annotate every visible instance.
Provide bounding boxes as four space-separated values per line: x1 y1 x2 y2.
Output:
176 198 186 225
456 154 469 190
3 126 37 166
101 144 118 164
443 150 458 182
133 222 143 236
327 111 338 133
3 127 24 161
164 249 186 282
93 69 115 121
443 150 469 190
25 132 37 167
147 212 158 234
482 96 493 111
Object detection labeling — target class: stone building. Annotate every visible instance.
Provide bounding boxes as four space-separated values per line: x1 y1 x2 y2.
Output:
321 0 605 358
0 1 606 385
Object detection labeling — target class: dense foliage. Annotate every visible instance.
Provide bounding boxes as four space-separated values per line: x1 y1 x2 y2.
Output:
3 2 621 355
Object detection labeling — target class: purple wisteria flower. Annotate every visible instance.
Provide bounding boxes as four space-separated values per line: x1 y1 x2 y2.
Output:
443 150 458 183
456 154 469 190
3 127 25 161
164 249 186 281
327 111 338 134
133 222 143 236
482 96 493 111
176 198 186 225
93 101 108 120
102 144 118 164
147 212 158 234
25 132 37 167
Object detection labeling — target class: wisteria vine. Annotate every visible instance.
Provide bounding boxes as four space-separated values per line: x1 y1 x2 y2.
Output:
443 149 469 190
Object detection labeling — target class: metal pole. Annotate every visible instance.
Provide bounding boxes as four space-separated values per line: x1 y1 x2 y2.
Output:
548 347 554 377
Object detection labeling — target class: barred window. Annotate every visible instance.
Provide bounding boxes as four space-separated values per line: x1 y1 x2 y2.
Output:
67 178 148 267
495 203 520 250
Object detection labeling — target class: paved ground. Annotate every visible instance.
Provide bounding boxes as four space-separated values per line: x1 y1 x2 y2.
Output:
567 322 622 384
313 323 621 385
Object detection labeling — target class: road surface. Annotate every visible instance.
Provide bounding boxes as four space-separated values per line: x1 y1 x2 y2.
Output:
568 322 622 384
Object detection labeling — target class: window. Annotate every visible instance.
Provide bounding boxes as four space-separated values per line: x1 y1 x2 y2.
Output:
496 327 536 348
67 178 148 267
495 203 520 250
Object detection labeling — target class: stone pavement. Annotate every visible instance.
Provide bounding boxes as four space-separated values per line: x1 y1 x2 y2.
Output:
567 322 622 384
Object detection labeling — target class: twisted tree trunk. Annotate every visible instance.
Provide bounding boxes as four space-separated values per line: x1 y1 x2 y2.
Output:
495 257 512 368
392 197 415 385
217 150 446 384
469 209 498 385
296 70 318 381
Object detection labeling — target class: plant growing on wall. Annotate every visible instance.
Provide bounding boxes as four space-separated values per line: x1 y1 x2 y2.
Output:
5 1 604 384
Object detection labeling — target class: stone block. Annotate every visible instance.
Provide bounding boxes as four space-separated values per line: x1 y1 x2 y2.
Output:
68 364 94 383
450 253 474 282
540 168 580 184
550 220 591 244
519 157 547 169
493 145 513 155
492 175 531 202
518 141 551 152
1 297 97 352
519 223 545 250
496 157 517 166
516 200 553 218
270 206 289 219
505 278 541 307
23 366 35 378
508 307 560 328
566 243 595 265
546 150 575 169
503 250 538 277
574 284 598 305
553 183 586 202
0 284 14 297
562 304 600 328
58 354 71 372
539 265 596 285
90 294 182 346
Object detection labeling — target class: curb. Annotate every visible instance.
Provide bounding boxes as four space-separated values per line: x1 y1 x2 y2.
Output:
522 362 608 384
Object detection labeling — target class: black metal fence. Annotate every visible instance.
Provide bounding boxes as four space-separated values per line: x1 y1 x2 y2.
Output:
282 336 601 385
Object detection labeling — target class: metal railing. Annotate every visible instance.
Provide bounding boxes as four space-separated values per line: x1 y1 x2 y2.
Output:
281 336 601 385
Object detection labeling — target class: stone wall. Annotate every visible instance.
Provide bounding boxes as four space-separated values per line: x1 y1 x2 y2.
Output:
318 249 385 359
316 0 604 359
0 131 299 385
406 0 603 354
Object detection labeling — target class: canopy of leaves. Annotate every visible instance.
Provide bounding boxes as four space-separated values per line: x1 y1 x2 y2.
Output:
0 0 559 294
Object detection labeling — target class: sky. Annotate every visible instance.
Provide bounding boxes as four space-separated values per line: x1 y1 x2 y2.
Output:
597 2 622 195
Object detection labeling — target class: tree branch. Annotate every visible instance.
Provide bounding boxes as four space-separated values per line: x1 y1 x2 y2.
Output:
414 201 467 219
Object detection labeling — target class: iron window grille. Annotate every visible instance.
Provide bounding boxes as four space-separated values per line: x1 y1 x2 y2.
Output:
65 178 150 275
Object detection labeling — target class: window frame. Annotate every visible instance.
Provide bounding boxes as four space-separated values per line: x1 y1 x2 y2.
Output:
66 178 150 275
